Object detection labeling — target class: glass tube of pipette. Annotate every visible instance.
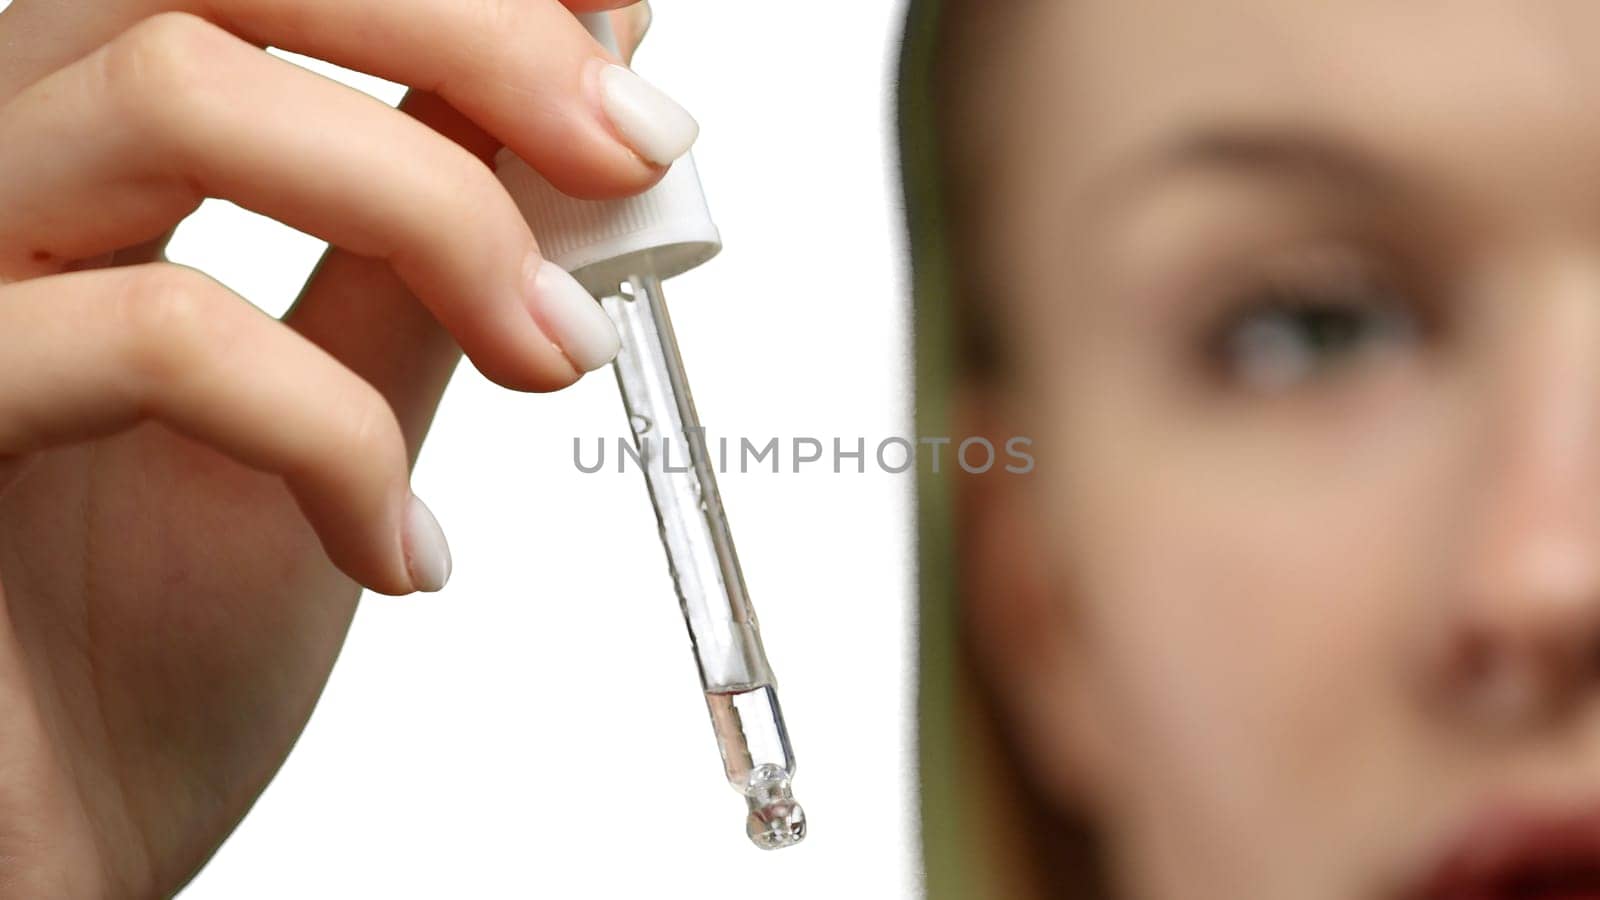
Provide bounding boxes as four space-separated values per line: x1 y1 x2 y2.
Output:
600 273 806 849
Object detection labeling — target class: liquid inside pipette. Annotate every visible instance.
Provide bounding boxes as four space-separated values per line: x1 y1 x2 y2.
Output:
706 686 806 848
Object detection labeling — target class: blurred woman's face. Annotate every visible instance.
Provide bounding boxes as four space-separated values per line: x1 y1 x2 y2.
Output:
960 3 1600 898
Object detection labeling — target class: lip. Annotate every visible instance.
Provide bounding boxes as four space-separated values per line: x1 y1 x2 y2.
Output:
1410 800 1600 899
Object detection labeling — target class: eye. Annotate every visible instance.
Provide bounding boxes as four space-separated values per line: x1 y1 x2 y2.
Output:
1204 264 1420 391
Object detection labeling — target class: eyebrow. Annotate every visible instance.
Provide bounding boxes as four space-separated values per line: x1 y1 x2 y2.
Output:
1096 127 1408 206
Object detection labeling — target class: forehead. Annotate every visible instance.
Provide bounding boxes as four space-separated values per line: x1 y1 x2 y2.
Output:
988 1 1600 200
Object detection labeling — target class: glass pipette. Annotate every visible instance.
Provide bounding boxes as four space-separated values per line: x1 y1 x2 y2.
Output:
601 271 806 849
497 12 806 850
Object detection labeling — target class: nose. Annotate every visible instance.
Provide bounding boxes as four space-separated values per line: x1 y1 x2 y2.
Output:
1432 261 1600 732
1439 538 1600 731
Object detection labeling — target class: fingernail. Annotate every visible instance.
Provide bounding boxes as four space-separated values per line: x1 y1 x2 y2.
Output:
403 494 452 593
525 256 620 372
597 62 699 166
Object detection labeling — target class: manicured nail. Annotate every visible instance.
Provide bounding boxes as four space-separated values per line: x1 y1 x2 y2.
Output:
598 62 699 166
526 257 620 372
403 494 452 593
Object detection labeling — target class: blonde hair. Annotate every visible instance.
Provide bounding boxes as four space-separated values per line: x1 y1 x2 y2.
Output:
899 2 1110 896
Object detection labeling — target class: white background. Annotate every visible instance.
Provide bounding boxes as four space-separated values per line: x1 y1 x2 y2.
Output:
2 2 917 897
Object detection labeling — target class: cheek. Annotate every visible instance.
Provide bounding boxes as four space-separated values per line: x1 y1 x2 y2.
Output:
1030 368 1471 893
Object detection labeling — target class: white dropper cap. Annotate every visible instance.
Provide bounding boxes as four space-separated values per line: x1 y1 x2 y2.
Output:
494 13 721 298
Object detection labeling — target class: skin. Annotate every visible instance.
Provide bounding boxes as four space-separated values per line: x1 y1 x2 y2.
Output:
0 1 652 896
956 2 1600 898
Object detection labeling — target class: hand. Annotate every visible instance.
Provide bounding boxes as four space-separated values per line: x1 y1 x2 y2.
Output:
0 0 671 895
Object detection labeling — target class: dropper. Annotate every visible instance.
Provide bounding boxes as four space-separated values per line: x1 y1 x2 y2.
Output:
496 13 806 850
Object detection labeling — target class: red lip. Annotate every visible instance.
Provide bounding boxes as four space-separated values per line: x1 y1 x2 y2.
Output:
1412 802 1600 900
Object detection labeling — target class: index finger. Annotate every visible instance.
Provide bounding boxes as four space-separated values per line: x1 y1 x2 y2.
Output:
0 0 697 199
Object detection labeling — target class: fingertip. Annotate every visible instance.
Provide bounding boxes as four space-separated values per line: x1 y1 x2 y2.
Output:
502 126 672 203
402 493 453 593
525 257 621 375
594 60 699 169
459 305 589 394
295 491 419 598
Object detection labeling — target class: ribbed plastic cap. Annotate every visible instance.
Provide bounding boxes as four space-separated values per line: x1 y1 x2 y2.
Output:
496 149 722 298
